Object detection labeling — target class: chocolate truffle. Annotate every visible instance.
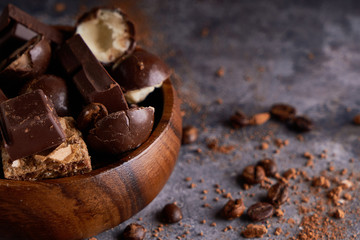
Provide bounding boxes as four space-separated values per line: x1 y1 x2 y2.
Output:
21 74 70 116
87 107 154 154
76 7 135 65
111 48 172 103
0 35 51 96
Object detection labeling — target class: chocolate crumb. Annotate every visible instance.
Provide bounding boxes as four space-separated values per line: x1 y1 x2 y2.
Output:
332 209 345 219
241 224 267 238
250 113 270 125
182 126 198 144
274 227 282 236
216 67 225 77
122 223 146 240
54 2 66 12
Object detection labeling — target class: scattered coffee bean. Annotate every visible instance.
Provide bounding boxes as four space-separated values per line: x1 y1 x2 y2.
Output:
270 103 296 122
122 223 146 240
77 103 108 132
353 114 360 125
162 203 183 223
257 159 277 177
267 182 289 207
247 202 274 222
289 116 313 132
241 165 266 185
230 111 250 128
220 198 246 220
182 125 198 144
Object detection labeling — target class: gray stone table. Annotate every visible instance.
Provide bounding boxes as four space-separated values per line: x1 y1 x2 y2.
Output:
2 0 360 239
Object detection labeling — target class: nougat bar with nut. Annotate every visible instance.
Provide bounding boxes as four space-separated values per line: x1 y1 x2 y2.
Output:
2 117 91 180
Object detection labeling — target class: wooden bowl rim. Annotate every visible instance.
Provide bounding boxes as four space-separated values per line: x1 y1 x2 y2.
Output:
0 79 175 187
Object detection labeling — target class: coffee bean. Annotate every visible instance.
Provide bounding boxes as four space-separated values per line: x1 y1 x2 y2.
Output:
241 165 266 185
77 103 108 132
230 111 250 128
289 116 313 132
220 199 246 220
247 202 274 222
162 203 183 223
257 159 277 177
270 103 296 122
122 223 146 240
267 182 289 207
182 126 198 144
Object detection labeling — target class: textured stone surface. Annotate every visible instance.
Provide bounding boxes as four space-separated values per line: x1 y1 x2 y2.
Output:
2 0 360 239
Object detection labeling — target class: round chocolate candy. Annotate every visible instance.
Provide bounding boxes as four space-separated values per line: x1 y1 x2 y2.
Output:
87 107 154 155
21 74 70 116
76 7 135 65
0 35 51 96
111 48 172 104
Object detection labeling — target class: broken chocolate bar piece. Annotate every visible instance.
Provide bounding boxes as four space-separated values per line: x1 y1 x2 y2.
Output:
2 117 92 180
0 89 66 160
58 34 128 113
0 4 63 44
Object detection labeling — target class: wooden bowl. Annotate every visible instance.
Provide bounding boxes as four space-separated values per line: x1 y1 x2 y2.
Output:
0 79 182 240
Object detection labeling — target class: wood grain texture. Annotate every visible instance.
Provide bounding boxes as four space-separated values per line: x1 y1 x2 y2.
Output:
0 79 182 240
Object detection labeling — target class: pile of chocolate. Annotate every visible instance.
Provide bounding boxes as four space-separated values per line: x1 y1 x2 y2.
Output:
0 4 171 181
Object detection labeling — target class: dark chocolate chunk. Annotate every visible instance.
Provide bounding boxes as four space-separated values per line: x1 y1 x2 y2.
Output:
270 103 296 122
267 182 289 207
77 103 108 132
20 74 70 116
111 48 172 92
0 35 51 96
161 203 183 224
122 223 146 240
247 202 274 222
0 4 63 44
87 107 154 154
0 89 66 160
76 7 135 65
220 199 246 220
57 34 128 113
